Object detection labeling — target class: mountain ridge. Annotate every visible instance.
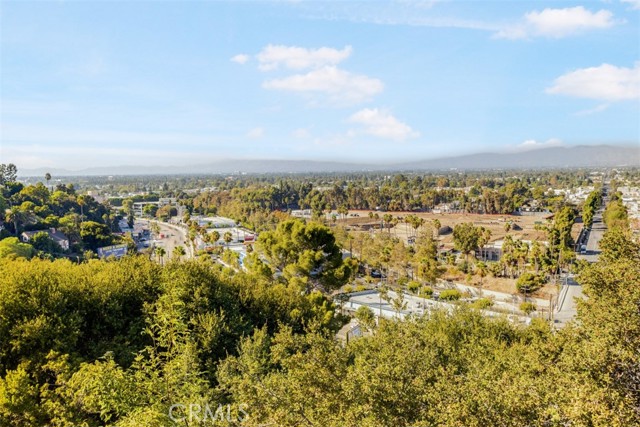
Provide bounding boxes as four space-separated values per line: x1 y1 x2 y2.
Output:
17 144 639 176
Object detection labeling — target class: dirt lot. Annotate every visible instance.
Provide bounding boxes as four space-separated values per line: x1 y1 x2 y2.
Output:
335 210 552 246
440 267 557 299
333 210 561 298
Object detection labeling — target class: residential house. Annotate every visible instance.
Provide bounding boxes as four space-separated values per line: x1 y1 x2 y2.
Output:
21 228 70 251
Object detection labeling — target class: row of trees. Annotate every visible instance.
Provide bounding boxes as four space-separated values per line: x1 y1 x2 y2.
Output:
178 170 601 231
582 188 602 228
604 191 629 230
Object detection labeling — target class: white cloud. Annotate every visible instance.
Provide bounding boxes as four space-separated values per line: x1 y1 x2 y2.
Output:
231 54 250 64
263 66 383 104
246 127 265 139
546 62 640 101
257 45 352 71
292 128 311 138
495 6 616 39
348 108 419 141
574 103 611 116
621 0 640 10
516 138 564 151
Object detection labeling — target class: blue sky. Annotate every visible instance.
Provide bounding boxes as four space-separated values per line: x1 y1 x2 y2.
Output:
1 0 638 169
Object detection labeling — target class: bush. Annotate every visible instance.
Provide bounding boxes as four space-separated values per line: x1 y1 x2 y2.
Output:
458 261 470 274
419 286 434 298
355 305 375 328
355 285 367 292
343 285 353 293
471 298 493 309
488 262 502 277
516 272 545 294
440 289 462 301
407 281 421 293
520 302 537 315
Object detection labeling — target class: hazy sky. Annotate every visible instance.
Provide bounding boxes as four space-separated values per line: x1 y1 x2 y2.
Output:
1 0 639 169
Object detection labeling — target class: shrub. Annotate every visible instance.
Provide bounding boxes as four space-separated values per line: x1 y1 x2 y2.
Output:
407 281 421 293
354 305 375 330
488 262 502 277
419 286 434 298
355 285 367 292
471 298 493 309
343 285 353 293
440 289 462 301
520 301 537 315
458 261 470 274
516 272 545 294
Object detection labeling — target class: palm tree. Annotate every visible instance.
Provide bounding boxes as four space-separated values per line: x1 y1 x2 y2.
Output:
45 172 52 191
390 292 407 318
155 247 166 265
383 214 393 234
476 261 488 288
77 195 87 223
173 245 186 259
210 230 220 245
223 231 233 246
390 217 399 236
433 219 441 237
150 222 161 237
6 206 26 235
414 217 425 238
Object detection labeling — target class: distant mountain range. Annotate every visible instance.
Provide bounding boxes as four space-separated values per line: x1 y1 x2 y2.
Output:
17 144 640 177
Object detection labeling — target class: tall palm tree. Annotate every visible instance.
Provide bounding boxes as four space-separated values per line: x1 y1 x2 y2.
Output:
383 213 393 234
45 172 52 191
155 247 166 265
150 222 161 237
173 245 186 259
77 195 87 223
223 231 233 246
433 219 441 237
476 261 488 288
6 206 26 236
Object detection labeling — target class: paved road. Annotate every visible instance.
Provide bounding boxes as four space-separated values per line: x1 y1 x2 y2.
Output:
137 219 192 261
577 214 606 263
554 275 583 327
577 181 608 263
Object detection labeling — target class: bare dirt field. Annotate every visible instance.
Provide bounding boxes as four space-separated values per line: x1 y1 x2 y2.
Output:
335 210 551 246
332 210 561 298
440 268 557 299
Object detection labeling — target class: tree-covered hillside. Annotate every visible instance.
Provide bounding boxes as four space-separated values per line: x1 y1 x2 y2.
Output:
0 226 638 425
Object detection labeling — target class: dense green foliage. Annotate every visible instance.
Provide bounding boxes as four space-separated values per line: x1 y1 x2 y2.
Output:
1 167 638 425
582 189 602 228
452 222 490 259
604 191 629 230
0 225 637 425
256 219 352 291
1 165 120 257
